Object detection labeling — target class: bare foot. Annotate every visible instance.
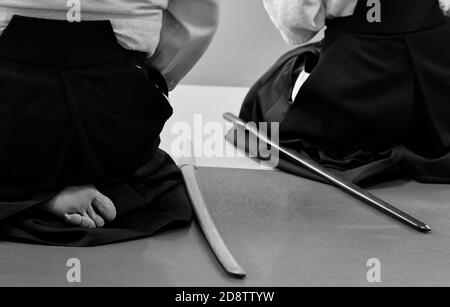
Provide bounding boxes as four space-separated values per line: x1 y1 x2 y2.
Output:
41 186 117 228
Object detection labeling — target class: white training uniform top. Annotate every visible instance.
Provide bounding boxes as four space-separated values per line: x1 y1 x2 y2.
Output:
0 0 220 90
264 0 450 45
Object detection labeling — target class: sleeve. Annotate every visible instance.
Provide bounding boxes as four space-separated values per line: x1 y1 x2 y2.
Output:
263 0 358 45
263 0 327 45
440 0 450 16
146 0 220 91
325 0 358 17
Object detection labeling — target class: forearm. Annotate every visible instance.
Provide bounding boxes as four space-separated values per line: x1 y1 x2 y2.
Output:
147 0 220 91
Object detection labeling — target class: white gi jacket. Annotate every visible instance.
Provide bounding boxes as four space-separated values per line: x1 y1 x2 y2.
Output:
0 0 220 90
264 0 450 45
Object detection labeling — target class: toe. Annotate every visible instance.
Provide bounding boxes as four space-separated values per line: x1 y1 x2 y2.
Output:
80 213 96 229
87 206 105 228
64 213 83 226
92 192 117 222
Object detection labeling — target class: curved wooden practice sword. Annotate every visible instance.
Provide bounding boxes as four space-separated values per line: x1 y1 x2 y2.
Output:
179 146 246 278
223 112 432 233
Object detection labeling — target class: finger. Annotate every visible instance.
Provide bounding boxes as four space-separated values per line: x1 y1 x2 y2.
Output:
92 192 117 222
87 206 105 228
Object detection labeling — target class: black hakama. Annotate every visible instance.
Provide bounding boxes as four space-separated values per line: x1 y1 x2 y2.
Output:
0 16 192 246
239 0 450 185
